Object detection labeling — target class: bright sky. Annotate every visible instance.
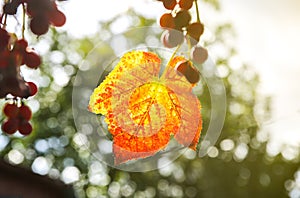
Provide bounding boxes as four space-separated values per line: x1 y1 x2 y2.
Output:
220 0 300 148
61 0 300 148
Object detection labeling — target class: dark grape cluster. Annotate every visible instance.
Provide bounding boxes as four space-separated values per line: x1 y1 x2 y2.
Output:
1 0 66 136
159 0 204 46
0 28 38 135
158 0 209 83
27 0 66 35
3 0 66 36
1 102 33 135
0 28 39 98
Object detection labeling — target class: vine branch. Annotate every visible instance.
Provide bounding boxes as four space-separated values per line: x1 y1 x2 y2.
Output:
194 0 201 23
22 3 26 38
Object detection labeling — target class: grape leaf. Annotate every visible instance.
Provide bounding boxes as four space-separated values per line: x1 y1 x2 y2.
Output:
88 51 202 165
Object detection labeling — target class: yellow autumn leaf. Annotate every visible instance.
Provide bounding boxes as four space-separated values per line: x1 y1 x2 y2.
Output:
88 51 202 165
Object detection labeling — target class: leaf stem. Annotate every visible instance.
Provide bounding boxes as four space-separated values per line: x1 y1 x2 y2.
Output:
167 44 181 67
161 44 181 79
187 37 192 60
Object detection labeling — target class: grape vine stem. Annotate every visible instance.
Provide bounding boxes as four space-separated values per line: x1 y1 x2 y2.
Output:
2 14 7 28
22 3 26 39
2 0 9 28
194 0 201 23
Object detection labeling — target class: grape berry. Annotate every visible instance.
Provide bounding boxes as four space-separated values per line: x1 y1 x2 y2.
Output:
161 29 184 48
163 0 177 10
18 121 33 135
187 22 204 42
178 0 193 10
191 46 208 64
3 103 19 118
160 13 175 29
175 60 200 84
1 119 19 135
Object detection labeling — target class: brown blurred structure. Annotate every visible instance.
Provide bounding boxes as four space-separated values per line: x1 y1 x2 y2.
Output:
0 159 76 198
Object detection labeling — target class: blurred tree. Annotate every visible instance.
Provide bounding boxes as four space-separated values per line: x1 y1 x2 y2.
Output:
0 1 299 198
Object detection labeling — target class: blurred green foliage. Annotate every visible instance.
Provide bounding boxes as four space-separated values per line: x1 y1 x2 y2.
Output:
0 2 300 198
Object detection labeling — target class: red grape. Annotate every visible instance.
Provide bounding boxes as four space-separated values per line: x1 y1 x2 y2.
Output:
26 0 52 17
26 2 39 17
49 10 66 27
161 31 175 48
175 60 189 76
29 16 50 36
24 51 41 69
185 66 200 84
19 105 32 121
162 0 177 10
178 0 194 10
3 103 19 118
168 29 184 45
18 121 32 135
1 118 19 134
187 22 204 42
159 13 175 29
191 46 208 64
14 39 28 53
174 10 191 30
26 82 38 96
161 30 184 48
175 60 200 84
